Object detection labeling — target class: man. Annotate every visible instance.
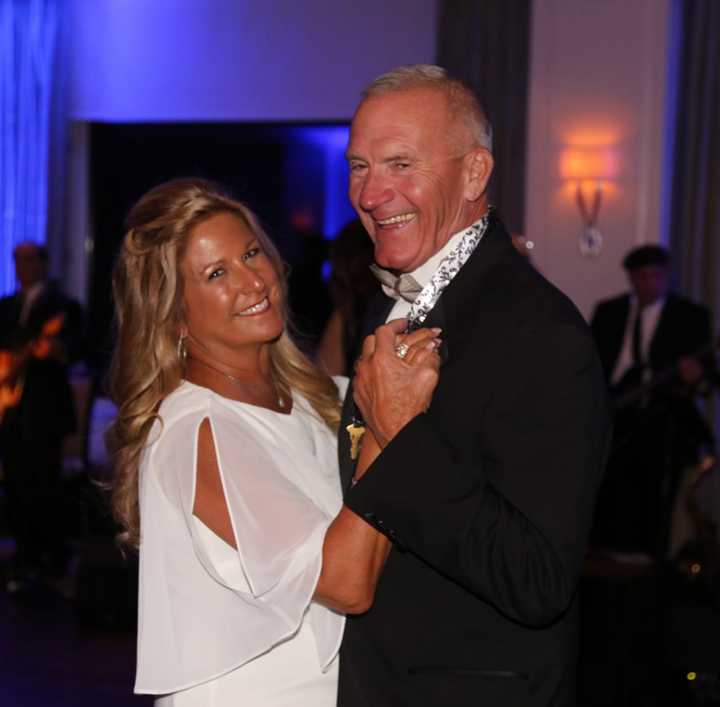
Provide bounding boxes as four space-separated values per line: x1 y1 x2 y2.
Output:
338 65 611 707
0 242 83 593
590 244 716 557
591 245 714 398
0 242 84 362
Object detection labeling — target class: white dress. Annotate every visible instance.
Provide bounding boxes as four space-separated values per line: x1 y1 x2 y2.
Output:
134 380 346 706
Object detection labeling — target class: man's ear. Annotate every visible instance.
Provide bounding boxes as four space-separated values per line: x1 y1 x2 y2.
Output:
464 148 494 202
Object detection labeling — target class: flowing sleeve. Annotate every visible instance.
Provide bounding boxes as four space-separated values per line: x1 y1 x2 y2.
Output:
138 397 342 693
188 409 331 600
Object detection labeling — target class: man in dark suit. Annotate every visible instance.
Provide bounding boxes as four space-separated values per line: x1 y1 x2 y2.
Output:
0 242 84 593
0 242 84 362
590 245 715 557
336 65 611 707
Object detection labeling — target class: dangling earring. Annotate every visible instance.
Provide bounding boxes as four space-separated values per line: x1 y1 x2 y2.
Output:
177 334 187 366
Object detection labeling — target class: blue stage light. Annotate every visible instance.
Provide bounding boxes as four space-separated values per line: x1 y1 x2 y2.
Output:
0 0 58 295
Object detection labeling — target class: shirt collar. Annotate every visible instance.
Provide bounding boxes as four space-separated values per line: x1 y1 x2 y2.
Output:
405 218 486 289
22 281 46 302
631 294 666 314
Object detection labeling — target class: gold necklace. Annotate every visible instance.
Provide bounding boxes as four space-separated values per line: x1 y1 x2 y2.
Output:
188 357 286 408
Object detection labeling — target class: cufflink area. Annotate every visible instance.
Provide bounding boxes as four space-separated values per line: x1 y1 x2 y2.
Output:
362 512 406 552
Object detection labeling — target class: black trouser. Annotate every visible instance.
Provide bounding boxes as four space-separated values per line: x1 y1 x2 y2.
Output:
3 449 67 577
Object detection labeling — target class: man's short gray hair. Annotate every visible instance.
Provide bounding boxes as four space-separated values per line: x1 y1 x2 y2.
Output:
361 64 493 152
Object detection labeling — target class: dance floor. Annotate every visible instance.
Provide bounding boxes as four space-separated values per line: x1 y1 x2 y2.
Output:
1 536 714 706
0 539 150 707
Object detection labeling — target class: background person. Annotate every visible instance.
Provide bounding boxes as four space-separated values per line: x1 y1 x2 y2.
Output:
590 244 717 559
0 242 84 595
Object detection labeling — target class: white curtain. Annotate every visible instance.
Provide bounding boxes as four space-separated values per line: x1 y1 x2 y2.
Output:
0 0 58 295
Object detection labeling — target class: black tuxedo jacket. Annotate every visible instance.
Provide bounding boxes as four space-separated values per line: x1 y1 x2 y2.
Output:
590 292 714 384
337 215 611 707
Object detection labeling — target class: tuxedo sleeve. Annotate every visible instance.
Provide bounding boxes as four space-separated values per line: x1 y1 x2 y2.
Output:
345 322 611 627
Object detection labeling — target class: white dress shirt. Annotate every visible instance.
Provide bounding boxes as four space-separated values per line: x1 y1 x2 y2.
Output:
611 296 666 385
18 281 46 326
385 229 469 323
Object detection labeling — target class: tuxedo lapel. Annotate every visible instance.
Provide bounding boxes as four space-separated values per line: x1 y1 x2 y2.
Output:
648 295 677 366
339 295 395 494
338 383 357 492
429 213 514 353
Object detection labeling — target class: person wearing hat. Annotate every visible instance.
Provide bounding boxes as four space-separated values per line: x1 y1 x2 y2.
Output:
589 243 716 558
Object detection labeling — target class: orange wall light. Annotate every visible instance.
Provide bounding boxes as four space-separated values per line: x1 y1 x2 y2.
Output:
559 146 619 256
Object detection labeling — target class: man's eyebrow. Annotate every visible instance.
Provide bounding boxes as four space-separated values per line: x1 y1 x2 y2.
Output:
383 152 413 161
345 152 415 162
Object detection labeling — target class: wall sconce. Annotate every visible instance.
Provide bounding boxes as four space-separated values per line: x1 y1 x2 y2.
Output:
559 147 619 257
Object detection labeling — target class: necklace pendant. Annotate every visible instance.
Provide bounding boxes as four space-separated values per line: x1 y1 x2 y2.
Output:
346 420 366 461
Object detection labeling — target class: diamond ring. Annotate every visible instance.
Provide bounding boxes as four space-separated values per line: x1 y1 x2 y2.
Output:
395 342 409 359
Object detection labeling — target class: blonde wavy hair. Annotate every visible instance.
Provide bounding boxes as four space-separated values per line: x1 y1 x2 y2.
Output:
109 178 341 550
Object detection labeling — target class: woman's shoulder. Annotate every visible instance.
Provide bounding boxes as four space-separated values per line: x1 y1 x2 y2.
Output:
151 381 246 448
156 381 212 427
153 381 263 449
143 383 251 483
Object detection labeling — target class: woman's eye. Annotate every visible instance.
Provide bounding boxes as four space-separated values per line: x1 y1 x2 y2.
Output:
208 268 224 280
243 247 260 261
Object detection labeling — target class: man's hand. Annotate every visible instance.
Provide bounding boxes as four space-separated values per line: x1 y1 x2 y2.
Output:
353 319 441 448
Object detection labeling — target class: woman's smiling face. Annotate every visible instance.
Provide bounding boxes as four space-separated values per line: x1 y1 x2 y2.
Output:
181 212 284 361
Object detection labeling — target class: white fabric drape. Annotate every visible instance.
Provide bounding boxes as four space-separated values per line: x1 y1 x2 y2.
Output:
0 0 58 295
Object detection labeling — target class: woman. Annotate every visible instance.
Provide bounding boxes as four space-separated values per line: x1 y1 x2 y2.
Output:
109 178 440 705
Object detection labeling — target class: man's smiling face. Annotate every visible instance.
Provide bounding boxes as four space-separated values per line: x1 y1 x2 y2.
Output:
346 87 485 273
